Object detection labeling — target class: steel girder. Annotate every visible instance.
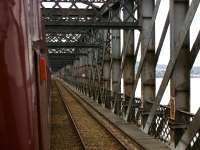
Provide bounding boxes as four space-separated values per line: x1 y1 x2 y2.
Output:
42 8 97 16
44 0 200 149
47 42 103 48
46 32 82 43
42 0 140 30
41 0 106 10
46 31 103 48
48 48 75 54
45 22 139 30
42 0 140 71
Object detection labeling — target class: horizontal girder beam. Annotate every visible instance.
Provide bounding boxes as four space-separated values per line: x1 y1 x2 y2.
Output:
49 61 73 65
48 53 74 56
48 55 75 59
50 64 73 69
48 56 75 59
41 0 106 3
49 62 73 65
45 22 140 30
45 28 87 33
49 61 73 63
47 42 103 48
42 8 97 16
48 51 87 55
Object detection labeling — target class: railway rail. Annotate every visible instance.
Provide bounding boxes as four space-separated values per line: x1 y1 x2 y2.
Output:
51 81 84 149
54 79 144 150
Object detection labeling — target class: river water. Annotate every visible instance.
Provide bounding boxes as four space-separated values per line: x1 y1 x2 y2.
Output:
134 78 200 114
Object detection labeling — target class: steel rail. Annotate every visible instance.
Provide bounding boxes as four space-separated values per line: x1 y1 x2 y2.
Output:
56 81 127 149
55 82 87 150
58 80 145 150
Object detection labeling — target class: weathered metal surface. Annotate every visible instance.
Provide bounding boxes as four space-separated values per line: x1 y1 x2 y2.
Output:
112 27 121 114
125 0 161 121
144 0 200 133
170 0 190 145
140 0 156 127
122 1 135 98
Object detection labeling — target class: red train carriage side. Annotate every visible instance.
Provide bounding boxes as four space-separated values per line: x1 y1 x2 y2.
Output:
0 1 50 150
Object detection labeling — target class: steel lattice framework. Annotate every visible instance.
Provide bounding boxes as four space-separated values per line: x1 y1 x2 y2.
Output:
42 0 140 71
43 0 200 149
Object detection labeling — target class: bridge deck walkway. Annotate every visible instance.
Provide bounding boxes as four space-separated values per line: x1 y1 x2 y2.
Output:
60 80 170 150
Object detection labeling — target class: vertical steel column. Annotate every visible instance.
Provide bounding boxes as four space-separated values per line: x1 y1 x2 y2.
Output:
94 49 98 85
81 49 87 84
123 31 134 97
73 58 77 80
72 61 75 80
111 8 121 114
103 30 112 108
170 0 190 146
103 30 111 90
141 0 155 127
93 49 99 101
64 66 67 79
85 49 90 85
77 50 81 83
123 0 135 97
87 49 93 97
79 53 83 83
88 49 93 82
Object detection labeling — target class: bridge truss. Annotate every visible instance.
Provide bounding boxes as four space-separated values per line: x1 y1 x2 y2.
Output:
42 0 200 149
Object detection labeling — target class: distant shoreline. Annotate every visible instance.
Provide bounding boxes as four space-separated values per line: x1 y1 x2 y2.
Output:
135 63 200 78
156 76 200 78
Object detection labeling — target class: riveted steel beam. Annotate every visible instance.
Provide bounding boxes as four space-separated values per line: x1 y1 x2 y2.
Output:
123 0 135 98
42 8 97 16
47 42 103 48
45 22 140 30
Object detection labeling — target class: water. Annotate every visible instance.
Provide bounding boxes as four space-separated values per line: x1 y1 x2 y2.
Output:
134 78 200 114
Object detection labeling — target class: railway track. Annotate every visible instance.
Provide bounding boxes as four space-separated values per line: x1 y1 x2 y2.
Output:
51 81 84 150
56 81 125 150
55 80 143 150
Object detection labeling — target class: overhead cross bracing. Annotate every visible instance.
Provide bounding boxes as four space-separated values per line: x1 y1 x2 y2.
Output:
46 32 103 48
42 0 140 29
42 0 140 72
